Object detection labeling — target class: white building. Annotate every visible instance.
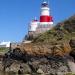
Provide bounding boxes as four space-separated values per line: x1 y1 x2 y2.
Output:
0 41 10 48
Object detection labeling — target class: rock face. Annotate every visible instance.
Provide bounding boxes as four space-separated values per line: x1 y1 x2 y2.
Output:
69 39 75 60
1 39 75 75
68 61 75 73
69 39 75 49
20 42 71 57
1 38 75 75
2 48 73 75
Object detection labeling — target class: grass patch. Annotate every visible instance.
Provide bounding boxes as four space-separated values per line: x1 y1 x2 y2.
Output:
0 47 9 53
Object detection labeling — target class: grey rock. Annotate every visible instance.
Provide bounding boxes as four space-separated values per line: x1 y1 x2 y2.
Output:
19 63 31 74
37 68 44 74
2 49 73 75
0 61 4 71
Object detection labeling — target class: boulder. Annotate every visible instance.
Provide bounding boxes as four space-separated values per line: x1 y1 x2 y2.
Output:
37 68 44 74
4 60 31 74
18 63 31 74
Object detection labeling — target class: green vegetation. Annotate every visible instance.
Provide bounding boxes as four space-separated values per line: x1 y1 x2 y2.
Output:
0 47 9 53
33 28 72 44
32 15 75 44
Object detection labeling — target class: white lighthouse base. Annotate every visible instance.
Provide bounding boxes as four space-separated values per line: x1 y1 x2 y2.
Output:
40 22 53 25
35 23 53 34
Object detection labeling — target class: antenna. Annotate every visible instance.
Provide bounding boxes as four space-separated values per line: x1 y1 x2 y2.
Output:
42 0 46 3
43 0 48 2
42 0 49 5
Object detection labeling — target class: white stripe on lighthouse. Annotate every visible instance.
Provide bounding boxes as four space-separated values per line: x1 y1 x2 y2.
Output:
40 22 53 25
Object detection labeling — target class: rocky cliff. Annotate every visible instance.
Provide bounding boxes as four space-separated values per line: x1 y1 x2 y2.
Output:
2 49 73 75
1 15 75 75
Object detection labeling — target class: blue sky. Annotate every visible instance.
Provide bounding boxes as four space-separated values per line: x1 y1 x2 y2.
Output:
0 0 75 42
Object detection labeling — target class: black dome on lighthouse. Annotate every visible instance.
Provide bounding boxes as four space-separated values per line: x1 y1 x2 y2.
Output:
42 1 48 7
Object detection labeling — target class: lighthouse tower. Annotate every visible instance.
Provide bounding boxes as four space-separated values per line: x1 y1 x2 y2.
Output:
26 1 54 40
37 1 53 33
40 1 53 24
28 18 39 38
29 18 38 32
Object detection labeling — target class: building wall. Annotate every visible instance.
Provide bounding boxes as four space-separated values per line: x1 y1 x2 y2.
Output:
0 41 10 48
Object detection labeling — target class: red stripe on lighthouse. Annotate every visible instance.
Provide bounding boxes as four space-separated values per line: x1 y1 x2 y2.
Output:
40 16 53 22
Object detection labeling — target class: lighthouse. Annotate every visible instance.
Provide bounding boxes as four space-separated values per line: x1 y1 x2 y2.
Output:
27 0 54 40
29 18 39 32
28 18 39 38
40 1 53 25
35 1 53 33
